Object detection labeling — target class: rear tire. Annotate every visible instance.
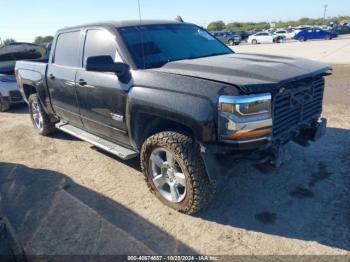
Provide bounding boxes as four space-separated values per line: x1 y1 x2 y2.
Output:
325 34 332 40
228 39 234 46
141 131 215 215
28 94 57 136
0 97 10 112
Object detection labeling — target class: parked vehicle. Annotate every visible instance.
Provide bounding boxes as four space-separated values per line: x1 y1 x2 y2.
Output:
234 31 250 41
274 29 295 39
212 31 241 46
333 24 350 35
16 20 329 214
316 25 333 31
0 42 48 111
0 74 22 111
293 26 312 35
247 32 286 44
294 28 338 41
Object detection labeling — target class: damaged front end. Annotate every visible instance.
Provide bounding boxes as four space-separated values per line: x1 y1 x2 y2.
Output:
201 75 328 185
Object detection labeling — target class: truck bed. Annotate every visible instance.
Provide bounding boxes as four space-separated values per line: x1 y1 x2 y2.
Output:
15 61 49 103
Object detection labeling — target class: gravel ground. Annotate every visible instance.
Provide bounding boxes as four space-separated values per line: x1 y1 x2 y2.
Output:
0 65 349 256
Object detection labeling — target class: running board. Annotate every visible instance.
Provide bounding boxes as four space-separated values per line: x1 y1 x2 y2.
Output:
55 122 138 160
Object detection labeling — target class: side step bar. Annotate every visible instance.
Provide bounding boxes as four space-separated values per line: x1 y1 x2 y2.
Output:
55 122 138 160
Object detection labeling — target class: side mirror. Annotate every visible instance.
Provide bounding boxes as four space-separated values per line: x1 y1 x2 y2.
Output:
86 56 130 82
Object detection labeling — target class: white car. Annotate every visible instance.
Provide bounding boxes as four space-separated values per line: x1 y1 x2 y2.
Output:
274 29 295 39
0 73 23 112
247 32 285 44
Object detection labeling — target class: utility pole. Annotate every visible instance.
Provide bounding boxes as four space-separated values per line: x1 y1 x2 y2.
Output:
323 4 328 24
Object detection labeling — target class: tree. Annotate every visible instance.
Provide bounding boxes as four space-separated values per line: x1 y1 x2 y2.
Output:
207 20 226 31
0 38 16 47
34 35 54 45
207 15 350 33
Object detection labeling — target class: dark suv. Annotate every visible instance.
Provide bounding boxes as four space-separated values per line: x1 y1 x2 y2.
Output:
212 31 241 45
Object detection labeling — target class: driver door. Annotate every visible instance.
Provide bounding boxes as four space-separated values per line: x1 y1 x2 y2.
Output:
75 28 132 146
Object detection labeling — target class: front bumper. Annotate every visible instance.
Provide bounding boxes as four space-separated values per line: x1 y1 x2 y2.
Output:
201 118 327 184
204 117 327 155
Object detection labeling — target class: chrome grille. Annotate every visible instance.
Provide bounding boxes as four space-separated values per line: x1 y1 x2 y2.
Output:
273 76 325 142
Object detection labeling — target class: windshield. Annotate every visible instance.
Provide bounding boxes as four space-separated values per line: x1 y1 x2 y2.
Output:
118 24 233 69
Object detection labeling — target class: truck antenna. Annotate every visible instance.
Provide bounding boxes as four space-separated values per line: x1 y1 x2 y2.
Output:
138 0 142 24
175 16 184 23
137 0 146 68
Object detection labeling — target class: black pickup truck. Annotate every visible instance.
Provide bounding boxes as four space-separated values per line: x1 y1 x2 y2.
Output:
15 20 329 214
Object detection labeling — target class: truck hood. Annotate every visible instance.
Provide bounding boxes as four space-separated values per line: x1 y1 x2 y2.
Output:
150 53 331 93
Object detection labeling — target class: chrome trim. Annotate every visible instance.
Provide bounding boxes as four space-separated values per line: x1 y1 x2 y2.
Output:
219 93 271 105
221 136 270 144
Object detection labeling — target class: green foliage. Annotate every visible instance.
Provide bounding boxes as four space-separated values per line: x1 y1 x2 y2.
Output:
0 38 16 47
208 16 350 32
207 20 226 31
226 22 269 32
34 35 54 45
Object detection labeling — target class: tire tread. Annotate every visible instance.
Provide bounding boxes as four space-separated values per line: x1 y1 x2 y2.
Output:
141 131 215 215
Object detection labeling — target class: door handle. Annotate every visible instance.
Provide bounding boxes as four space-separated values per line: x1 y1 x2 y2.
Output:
78 79 87 86
49 74 55 80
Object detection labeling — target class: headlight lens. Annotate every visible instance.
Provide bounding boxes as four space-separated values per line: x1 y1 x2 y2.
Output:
218 94 272 142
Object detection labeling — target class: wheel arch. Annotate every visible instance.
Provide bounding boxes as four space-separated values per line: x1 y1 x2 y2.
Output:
22 84 37 102
126 87 217 150
131 110 196 150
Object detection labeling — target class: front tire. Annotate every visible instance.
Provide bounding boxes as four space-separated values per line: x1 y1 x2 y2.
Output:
228 39 234 46
252 39 258 45
299 36 306 42
28 94 56 136
141 131 215 215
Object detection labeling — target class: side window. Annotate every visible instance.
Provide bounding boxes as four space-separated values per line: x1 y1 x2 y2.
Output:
54 31 81 67
83 29 119 67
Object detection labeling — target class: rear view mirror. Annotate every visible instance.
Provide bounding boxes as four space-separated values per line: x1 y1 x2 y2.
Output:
86 56 130 82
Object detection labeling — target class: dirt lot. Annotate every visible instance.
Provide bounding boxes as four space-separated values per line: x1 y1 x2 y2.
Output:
0 65 349 256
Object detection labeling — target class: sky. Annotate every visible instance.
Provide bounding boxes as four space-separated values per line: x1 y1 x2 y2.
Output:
1 0 349 42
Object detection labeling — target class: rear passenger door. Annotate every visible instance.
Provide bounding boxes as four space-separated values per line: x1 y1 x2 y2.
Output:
307 29 315 39
75 28 131 146
314 29 324 39
47 30 83 127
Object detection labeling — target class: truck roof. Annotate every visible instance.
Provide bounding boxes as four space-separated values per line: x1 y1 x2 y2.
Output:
58 20 185 32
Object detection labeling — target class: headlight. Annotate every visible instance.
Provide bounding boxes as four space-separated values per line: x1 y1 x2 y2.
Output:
218 94 272 142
